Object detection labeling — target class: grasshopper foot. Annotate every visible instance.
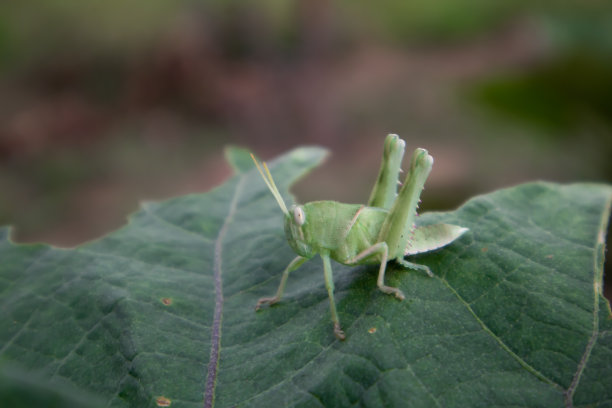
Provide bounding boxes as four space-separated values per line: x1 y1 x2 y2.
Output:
378 285 405 301
255 297 279 311
422 266 434 278
334 322 346 341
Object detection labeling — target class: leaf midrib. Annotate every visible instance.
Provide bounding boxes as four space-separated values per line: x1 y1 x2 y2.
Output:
204 174 245 408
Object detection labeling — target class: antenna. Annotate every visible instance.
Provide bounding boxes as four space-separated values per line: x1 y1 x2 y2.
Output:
251 154 289 215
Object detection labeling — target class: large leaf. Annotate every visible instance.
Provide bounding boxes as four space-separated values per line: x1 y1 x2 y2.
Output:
1 146 611 408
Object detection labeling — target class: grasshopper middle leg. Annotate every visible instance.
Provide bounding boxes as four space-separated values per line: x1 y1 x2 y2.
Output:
321 253 346 340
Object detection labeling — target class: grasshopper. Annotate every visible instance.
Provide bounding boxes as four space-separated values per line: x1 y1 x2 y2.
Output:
251 134 468 340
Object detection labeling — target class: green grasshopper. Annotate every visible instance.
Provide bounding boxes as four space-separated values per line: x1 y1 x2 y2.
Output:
251 134 468 340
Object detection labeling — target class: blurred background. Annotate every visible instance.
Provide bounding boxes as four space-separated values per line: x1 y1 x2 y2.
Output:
0 1 610 297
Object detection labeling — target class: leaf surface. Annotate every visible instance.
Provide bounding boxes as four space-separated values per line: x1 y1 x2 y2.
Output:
1 147 610 408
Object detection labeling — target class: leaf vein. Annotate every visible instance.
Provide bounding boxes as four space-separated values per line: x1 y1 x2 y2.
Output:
563 192 611 407
440 276 564 391
141 204 214 243
77 248 212 280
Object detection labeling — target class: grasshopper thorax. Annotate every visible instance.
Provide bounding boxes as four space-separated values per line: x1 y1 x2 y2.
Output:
284 205 314 258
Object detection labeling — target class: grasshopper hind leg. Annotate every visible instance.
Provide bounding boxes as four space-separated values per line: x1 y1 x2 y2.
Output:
396 258 434 277
368 134 406 210
345 242 406 301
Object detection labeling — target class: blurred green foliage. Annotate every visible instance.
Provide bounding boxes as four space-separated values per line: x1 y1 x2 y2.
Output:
0 1 180 69
468 4 612 133
345 0 525 43
0 0 610 248
470 53 612 133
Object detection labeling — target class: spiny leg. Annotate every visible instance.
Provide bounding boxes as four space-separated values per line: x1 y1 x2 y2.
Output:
321 253 345 340
255 256 307 310
346 242 405 301
368 134 406 210
378 148 433 261
396 258 433 278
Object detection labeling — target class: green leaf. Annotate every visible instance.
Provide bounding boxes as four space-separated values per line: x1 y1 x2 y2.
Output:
0 364 104 408
1 147 611 407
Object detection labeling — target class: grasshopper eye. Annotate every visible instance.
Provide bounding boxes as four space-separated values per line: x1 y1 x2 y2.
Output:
293 206 306 226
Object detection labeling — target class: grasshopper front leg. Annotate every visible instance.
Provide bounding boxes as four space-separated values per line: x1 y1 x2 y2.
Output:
255 256 307 310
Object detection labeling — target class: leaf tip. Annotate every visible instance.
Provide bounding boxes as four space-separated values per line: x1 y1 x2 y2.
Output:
224 146 255 174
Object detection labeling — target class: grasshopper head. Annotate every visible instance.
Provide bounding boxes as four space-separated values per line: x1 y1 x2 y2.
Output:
284 205 314 258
